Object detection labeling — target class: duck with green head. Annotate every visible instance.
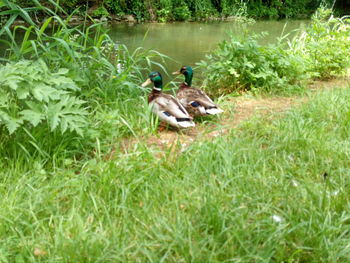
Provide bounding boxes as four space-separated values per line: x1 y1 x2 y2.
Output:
173 66 223 116
142 71 195 129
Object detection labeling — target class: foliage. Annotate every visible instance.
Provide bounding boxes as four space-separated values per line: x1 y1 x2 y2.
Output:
221 0 248 17
92 6 109 18
198 34 305 95
157 7 172 22
0 0 169 159
173 5 191 21
6 0 348 21
1 1 350 261
199 8 350 95
2 86 350 261
297 8 350 79
0 60 87 135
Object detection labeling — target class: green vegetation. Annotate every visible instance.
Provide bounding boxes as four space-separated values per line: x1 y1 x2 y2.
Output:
6 0 346 21
0 60 87 136
2 83 350 262
1 0 350 261
199 8 350 95
0 0 168 161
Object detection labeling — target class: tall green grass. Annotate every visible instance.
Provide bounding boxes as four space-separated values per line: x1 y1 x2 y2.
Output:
1 2 350 262
0 0 168 163
1 86 350 262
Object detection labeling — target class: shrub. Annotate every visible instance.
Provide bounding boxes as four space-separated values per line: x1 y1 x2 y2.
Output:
0 0 169 159
198 34 305 95
173 6 191 21
221 0 248 17
92 6 110 18
0 60 87 135
301 8 350 79
157 7 172 22
199 8 350 96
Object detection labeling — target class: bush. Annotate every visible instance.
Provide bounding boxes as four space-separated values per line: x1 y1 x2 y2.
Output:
199 8 350 96
0 1 169 160
173 5 191 21
198 34 305 95
0 60 87 136
157 7 172 22
301 8 350 79
92 6 110 18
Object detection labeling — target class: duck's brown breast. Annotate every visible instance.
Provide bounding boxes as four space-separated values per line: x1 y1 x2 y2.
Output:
148 90 161 103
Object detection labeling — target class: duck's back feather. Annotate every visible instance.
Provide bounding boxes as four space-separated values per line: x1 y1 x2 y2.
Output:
176 83 223 116
150 92 195 128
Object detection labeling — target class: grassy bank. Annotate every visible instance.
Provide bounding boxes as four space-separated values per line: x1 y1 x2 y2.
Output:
1 85 350 262
1 1 350 261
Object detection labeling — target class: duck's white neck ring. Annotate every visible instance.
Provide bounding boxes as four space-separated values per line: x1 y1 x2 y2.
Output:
153 87 162 91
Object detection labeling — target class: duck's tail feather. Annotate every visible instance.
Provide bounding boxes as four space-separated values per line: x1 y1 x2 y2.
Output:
159 111 195 128
206 107 224 115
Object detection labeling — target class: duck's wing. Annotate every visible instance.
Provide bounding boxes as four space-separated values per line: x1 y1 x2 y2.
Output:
152 94 195 128
155 94 192 119
178 87 223 116
181 87 216 107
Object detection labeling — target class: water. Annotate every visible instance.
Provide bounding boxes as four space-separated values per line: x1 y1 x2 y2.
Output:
109 20 308 81
0 20 309 83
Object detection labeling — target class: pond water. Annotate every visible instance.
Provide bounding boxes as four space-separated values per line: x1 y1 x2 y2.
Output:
0 20 309 83
109 20 309 81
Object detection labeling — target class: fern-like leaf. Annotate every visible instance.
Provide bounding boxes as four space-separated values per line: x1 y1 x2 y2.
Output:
20 109 44 127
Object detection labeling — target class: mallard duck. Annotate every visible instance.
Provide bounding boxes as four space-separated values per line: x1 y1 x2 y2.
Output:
172 66 223 116
142 71 195 129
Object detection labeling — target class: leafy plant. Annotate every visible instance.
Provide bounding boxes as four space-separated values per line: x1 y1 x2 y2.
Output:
173 5 191 21
4 0 344 21
221 0 248 17
198 33 305 95
157 7 172 22
92 5 109 18
301 8 350 79
0 60 87 135
199 8 350 96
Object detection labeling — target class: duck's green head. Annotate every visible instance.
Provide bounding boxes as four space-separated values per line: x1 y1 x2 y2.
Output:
173 66 193 86
142 71 163 91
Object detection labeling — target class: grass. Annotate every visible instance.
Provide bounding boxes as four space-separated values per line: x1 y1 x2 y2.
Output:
1 86 350 262
1 2 350 262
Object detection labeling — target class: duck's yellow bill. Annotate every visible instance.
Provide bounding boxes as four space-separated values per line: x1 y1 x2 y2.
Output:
141 78 152 87
172 71 181 75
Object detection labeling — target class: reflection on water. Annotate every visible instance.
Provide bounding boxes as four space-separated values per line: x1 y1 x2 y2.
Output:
0 20 309 84
109 20 308 82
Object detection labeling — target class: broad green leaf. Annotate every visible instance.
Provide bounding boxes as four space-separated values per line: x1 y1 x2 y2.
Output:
0 110 10 122
20 109 44 126
0 58 86 136
26 101 45 112
16 86 30 99
0 94 8 107
4 117 23 134
32 83 64 102
54 68 69 75
49 112 60 131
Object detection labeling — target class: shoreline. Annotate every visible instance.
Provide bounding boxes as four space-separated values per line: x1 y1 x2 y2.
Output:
4 13 311 28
